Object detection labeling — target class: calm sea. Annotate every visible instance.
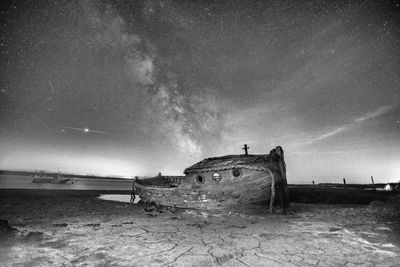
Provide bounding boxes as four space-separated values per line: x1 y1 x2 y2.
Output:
0 174 133 191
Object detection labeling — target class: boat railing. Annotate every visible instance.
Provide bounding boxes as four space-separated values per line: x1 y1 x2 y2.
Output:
136 176 185 188
166 176 185 187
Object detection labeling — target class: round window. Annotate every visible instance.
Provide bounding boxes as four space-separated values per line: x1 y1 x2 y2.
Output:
232 168 242 177
196 175 205 184
212 172 222 182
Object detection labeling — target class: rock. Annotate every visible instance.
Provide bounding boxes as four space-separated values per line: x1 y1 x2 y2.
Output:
24 231 44 241
388 195 400 205
374 226 392 232
144 206 156 212
0 219 16 235
53 223 68 227
156 206 165 213
83 223 100 227
369 200 385 207
166 206 177 213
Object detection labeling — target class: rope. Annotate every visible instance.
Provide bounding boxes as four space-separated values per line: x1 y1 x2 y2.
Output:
130 177 137 203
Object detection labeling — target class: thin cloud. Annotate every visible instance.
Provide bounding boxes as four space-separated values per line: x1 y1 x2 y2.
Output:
309 127 346 143
298 105 394 147
355 105 394 122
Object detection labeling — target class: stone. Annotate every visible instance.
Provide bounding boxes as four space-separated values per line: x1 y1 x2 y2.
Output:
24 231 44 242
53 223 68 227
0 219 16 235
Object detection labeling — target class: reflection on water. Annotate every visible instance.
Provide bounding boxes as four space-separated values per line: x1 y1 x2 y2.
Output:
99 194 141 204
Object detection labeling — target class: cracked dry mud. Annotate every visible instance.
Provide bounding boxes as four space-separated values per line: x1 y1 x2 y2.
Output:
1 192 400 266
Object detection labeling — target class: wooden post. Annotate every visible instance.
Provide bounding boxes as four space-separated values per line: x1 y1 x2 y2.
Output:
371 176 375 190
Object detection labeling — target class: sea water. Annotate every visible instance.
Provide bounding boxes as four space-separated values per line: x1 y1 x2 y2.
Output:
98 194 141 203
0 174 133 191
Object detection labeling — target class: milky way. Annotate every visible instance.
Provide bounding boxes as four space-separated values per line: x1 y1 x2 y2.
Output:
0 0 399 182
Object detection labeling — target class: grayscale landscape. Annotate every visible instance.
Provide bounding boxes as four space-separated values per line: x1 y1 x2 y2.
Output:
1 0 399 266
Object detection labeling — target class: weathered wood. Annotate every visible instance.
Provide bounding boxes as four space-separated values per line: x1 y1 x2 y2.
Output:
136 169 274 210
275 146 290 213
279 160 290 213
136 146 289 211
268 169 275 213
184 154 270 174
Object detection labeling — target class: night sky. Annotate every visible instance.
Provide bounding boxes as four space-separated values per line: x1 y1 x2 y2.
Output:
0 0 399 183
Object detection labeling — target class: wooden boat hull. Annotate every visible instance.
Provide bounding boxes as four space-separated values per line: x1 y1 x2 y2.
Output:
32 177 70 184
135 168 278 210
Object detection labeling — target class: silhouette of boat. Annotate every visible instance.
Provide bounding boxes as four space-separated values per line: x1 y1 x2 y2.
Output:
31 170 71 184
134 146 290 211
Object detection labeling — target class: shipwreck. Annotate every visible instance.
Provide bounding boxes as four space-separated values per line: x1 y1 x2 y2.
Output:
31 170 71 184
134 145 290 212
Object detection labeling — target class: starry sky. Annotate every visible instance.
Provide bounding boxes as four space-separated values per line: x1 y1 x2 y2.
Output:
0 0 399 183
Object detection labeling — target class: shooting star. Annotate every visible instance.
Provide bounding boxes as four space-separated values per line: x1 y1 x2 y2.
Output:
48 80 55 93
62 126 112 135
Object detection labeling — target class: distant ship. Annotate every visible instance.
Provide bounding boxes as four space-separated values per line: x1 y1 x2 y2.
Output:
31 170 71 184
134 146 290 212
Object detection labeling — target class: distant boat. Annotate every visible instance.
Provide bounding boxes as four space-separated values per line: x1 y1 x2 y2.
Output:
384 183 400 191
31 170 71 184
134 146 290 212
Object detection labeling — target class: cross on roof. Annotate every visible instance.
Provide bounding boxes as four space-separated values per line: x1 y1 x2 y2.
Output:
242 144 250 155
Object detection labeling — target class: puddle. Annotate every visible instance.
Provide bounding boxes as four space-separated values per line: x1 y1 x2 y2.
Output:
98 194 141 204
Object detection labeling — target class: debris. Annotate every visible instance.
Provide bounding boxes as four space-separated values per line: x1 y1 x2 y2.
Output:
83 223 100 227
53 223 68 227
0 219 16 235
24 231 44 241
144 206 156 212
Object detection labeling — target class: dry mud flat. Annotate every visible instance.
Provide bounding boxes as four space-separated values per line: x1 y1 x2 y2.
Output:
1 190 400 266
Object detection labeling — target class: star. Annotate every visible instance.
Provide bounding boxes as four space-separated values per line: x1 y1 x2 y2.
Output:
62 126 111 135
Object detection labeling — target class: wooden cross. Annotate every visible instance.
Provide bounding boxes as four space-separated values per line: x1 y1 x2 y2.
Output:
242 144 249 155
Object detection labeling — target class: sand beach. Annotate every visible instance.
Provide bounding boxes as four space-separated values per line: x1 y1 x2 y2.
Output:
1 189 400 266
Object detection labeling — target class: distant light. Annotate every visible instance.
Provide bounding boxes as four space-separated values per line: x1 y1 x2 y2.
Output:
84 128 89 133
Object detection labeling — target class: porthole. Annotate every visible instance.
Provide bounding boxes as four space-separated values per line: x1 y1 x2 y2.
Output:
196 175 205 184
232 168 242 177
212 172 222 182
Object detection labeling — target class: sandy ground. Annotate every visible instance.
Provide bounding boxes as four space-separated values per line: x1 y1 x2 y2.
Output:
1 190 400 266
